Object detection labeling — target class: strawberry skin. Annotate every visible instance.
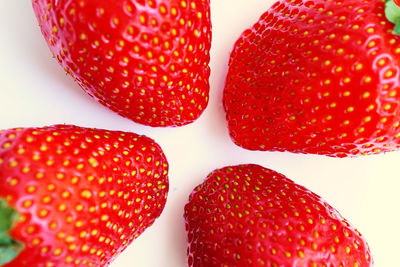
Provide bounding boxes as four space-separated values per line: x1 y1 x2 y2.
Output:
0 125 169 266
224 0 400 157
31 0 211 127
184 164 372 266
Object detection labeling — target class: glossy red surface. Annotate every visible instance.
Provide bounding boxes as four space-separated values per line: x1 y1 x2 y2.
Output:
0 125 169 266
185 164 372 266
31 0 211 127
224 0 400 157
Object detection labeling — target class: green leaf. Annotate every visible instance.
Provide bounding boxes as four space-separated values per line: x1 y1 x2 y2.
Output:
0 201 17 232
0 200 24 265
0 240 24 265
386 0 400 35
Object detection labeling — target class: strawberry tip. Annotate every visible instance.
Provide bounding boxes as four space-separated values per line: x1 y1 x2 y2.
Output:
0 200 24 265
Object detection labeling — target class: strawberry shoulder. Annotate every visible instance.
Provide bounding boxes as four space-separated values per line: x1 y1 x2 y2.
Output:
184 164 372 266
224 0 400 157
32 0 211 127
0 125 169 266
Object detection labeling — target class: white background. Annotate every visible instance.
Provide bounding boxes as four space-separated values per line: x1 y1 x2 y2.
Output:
0 0 399 266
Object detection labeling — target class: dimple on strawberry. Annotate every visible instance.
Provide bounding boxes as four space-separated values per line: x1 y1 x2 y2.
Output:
0 124 169 266
31 0 211 127
184 164 372 266
224 0 400 157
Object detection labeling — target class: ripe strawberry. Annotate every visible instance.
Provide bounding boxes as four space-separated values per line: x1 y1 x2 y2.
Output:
184 164 372 266
31 0 211 127
224 0 400 157
0 124 169 266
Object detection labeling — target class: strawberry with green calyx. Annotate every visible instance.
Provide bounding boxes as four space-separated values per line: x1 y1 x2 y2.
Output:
0 201 23 265
32 0 211 127
224 0 400 157
184 164 373 266
0 124 169 266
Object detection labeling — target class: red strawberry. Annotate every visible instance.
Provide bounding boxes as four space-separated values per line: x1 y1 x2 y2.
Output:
223 0 400 157
31 0 211 127
184 164 372 266
0 124 169 266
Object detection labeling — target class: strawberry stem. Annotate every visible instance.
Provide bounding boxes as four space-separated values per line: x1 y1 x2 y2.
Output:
386 0 400 35
0 200 23 265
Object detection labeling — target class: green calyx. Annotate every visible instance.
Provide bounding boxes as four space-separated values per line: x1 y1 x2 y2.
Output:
386 0 400 35
0 200 24 265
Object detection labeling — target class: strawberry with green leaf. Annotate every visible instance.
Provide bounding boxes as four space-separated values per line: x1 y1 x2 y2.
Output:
32 0 211 127
224 0 400 157
185 164 373 266
0 125 169 266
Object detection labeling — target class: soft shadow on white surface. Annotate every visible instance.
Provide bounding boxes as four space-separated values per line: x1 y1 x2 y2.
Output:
0 1 134 130
1 1 400 267
0 1 81 96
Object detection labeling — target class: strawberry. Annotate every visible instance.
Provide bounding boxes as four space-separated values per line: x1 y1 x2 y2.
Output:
223 0 400 157
184 164 372 266
0 124 169 266
31 0 211 127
